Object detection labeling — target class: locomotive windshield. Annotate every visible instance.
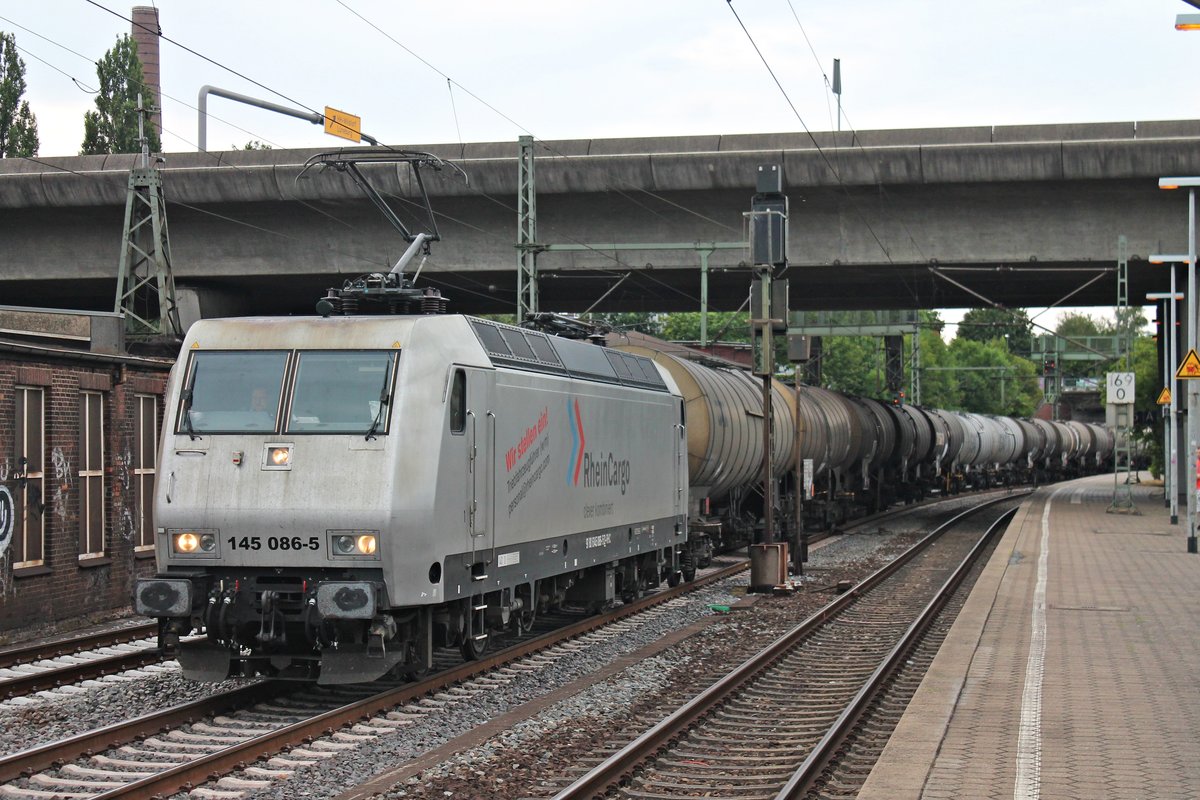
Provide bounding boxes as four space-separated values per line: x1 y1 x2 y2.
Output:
287 351 398 435
174 349 398 436
178 351 289 434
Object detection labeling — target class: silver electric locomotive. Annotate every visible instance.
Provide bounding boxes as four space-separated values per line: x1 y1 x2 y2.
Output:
134 314 688 683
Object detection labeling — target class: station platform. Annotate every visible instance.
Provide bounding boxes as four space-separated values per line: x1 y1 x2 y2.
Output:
859 473 1200 800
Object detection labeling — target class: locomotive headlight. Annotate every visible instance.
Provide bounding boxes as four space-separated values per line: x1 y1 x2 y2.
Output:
262 443 294 471
328 531 380 560
168 528 220 557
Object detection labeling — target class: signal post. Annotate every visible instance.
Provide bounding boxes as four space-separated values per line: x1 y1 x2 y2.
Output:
748 165 791 592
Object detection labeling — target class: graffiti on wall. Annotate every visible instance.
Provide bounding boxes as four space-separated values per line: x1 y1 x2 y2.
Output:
114 446 135 542
49 447 71 524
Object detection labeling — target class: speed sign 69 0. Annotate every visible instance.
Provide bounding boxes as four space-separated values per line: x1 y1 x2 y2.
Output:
1107 372 1135 405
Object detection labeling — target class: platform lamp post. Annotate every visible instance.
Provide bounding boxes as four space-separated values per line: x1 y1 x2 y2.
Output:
1147 260 1185 525
1158 178 1199 552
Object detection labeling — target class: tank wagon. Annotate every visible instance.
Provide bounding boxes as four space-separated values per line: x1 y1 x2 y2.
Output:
612 338 1114 556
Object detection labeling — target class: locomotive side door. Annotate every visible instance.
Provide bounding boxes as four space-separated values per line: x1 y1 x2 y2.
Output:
463 368 496 564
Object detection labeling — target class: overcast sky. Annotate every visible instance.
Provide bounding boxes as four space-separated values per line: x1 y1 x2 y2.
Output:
3 0 1195 331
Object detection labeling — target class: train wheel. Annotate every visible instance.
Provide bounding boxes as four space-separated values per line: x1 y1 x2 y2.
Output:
513 604 536 636
460 596 489 661
681 546 697 583
512 581 537 635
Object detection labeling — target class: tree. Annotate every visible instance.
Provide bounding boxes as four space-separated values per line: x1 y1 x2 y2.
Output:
820 335 885 397
957 307 1033 355
0 32 39 157
1054 311 1102 339
661 311 749 343
240 140 272 150
945 338 1041 416
589 312 662 337
80 35 160 155
911 324 962 409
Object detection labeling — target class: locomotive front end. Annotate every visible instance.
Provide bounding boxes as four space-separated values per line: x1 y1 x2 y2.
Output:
134 317 419 683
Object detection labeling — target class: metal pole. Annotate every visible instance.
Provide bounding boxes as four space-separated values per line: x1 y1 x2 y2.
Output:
1189 188 1198 552
1171 264 1180 524
762 367 774 545
197 85 379 151
1165 288 1173 509
700 250 710 348
794 382 805 575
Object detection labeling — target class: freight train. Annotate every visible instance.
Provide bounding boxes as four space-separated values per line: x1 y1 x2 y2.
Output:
133 312 1113 684
606 332 1114 558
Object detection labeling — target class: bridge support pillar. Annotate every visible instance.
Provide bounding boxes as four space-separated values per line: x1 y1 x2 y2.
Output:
175 286 256 332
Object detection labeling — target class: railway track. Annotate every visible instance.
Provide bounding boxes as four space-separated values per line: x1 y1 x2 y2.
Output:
0 561 748 799
0 623 163 700
544 495 1023 799
0 489 998 709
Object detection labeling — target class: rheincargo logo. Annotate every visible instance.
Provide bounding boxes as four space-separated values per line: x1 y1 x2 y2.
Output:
581 452 631 495
567 398 586 486
566 398 631 495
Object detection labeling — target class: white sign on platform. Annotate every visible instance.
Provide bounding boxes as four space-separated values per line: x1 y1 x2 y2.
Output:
803 458 814 500
1107 372 1135 405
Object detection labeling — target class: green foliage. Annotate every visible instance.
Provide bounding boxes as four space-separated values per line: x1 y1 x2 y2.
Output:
588 312 662 337
1129 335 1160 413
80 35 160 155
957 307 1033 355
240 140 272 150
819 335 885 396
475 313 518 325
0 32 38 157
912 327 961 409
945 338 1041 416
1054 311 1103 338
661 311 749 343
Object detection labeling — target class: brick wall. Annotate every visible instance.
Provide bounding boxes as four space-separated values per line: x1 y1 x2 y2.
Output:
0 349 171 637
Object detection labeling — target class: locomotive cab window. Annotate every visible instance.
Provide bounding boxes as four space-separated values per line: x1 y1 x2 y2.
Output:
287 351 398 435
177 351 288 435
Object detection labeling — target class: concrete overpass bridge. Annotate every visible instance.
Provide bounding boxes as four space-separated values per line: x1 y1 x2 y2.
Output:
2 119 1199 319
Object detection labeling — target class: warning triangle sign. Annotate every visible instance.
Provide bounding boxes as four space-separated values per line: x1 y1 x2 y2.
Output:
1158 387 1173 405
1177 349 1200 380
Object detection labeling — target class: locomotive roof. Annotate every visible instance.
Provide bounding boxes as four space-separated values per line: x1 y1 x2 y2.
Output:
466 316 670 393
181 315 671 393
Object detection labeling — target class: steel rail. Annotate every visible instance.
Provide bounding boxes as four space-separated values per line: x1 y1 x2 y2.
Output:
0 622 157 670
551 492 1028 800
0 648 166 699
0 560 748 799
0 682 279 783
774 505 1018 799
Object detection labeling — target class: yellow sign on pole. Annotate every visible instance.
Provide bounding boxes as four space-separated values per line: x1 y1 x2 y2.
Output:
323 107 362 143
1178 348 1200 380
1158 387 1173 405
